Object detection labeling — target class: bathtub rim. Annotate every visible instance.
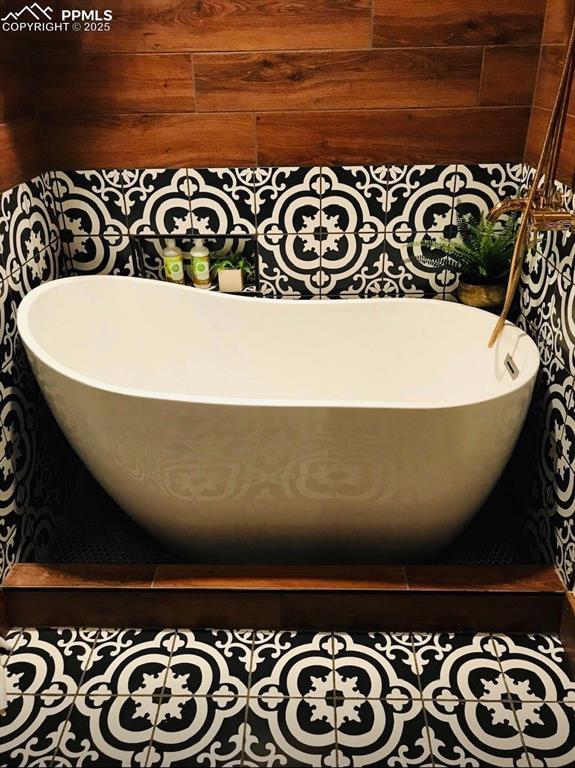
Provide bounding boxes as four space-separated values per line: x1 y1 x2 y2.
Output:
17 275 540 411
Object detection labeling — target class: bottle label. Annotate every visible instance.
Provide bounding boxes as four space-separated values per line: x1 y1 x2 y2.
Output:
164 256 184 284
193 257 211 286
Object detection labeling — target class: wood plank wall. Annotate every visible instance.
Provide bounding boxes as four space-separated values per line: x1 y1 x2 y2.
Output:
15 0 545 171
0 0 555 185
524 0 575 185
0 37 44 191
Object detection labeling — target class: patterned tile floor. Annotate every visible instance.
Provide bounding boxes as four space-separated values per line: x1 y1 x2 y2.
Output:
0 629 574 767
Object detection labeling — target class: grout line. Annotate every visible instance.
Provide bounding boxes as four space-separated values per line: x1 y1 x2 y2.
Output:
489 632 534 768
332 633 340 768
408 631 437 766
141 627 181 768
48 694 78 768
71 628 101 694
238 632 256 767
309 630 340 768
0 627 23 667
13 689 573 703
184 168 195 234
319 166 324 298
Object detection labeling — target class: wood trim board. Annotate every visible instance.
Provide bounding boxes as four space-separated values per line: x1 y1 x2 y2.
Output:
1 564 567 634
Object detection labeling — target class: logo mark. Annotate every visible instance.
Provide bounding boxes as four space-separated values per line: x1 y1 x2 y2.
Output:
1 4 53 21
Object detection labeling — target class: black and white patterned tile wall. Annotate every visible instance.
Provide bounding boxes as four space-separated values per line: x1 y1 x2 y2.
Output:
0 173 75 581
517 178 575 591
3 160 575 594
51 164 525 299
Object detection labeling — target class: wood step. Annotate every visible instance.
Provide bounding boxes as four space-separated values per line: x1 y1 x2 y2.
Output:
1 564 566 634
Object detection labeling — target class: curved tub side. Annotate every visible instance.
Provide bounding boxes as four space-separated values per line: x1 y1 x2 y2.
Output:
24 340 536 562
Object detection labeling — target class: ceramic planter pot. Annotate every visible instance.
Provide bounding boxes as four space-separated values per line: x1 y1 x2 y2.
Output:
217 268 244 293
456 277 507 311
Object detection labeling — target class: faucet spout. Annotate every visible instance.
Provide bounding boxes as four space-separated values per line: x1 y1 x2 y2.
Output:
486 197 528 223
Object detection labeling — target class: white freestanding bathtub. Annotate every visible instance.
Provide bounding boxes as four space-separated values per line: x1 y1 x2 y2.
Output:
17 276 539 562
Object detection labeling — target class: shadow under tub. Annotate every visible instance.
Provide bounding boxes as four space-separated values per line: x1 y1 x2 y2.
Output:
35 466 534 566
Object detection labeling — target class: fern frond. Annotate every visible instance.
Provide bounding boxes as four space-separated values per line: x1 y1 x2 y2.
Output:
410 204 518 281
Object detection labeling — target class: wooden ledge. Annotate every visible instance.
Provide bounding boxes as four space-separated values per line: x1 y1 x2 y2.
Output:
1 564 566 633
3 563 563 592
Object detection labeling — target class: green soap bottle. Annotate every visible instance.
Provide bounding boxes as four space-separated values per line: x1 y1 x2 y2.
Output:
162 239 184 285
189 238 212 289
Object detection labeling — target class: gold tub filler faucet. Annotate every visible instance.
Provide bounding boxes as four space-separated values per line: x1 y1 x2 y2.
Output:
487 15 575 347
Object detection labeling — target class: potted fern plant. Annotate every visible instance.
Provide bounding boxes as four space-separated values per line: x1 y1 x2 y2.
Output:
211 253 255 293
416 208 518 310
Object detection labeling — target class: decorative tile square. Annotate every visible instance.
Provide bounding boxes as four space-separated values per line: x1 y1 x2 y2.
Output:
452 163 524 222
549 229 575 282
4 628 97 696
0 343 66 580
320 232 384 297
331 632 420 699
1 183 43 276
55 693 158 767
492 633 575 704
54 170 128 238
519 702 575 767
383 234 448 297
518 243 552 337
386 165 458 240
554 515 575 588
122 169 192 235
537 268 575 375
529 362 573 505
525 427 574 574
28 173 59 250
0 275 18 371
424 698 529 768
245 694 339 767
165 629 251 698
79 628 175 696
67 235 134 276
519 163 535 196
555 373 575 471
321 166 387 234
0 187 13 272
9 240 63 299
254 167 322 237
336 699 433 768
258 233 321 297
249 631 334 699
414 632 503 698
0 693 73 767
188 167 256 235
147 695 247 767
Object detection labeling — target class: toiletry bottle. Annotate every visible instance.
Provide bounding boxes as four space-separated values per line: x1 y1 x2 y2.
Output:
162 239 185 285
190 238 212 289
